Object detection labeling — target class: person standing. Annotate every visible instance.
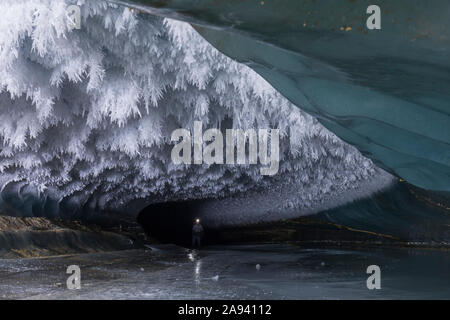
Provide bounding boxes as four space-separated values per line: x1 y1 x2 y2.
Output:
192 218 204 248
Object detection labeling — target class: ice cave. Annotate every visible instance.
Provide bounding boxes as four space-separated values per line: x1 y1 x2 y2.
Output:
0 0 449 300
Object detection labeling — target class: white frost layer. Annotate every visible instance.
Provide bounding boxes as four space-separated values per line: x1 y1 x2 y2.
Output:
199 168 394 228
0 0 393 219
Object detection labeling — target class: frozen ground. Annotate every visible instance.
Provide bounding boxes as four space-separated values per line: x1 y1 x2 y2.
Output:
0 244 449 300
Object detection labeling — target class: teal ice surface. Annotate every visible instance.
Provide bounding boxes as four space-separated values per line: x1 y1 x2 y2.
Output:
315 183 450 242
115 0 450 191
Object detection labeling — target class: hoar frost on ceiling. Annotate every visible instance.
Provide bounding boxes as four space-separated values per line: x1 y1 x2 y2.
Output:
0 0 393 218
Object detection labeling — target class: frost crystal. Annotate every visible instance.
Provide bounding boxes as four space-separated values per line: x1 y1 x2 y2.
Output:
0 0 392 220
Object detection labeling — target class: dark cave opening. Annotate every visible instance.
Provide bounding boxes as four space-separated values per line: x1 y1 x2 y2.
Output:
137 200 214 247
137 183 450 247
136 199 398 248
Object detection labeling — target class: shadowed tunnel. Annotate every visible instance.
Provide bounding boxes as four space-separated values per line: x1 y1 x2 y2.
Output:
137 200 212 247
137 183 450 247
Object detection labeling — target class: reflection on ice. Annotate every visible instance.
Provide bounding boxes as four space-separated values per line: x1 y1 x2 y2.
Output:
194 260 202 285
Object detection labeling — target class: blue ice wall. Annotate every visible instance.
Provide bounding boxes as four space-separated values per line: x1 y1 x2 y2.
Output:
118 0 450 191
316 183 450 242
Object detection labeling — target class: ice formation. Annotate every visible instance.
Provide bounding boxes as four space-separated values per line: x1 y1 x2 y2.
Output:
117 0 450 192
0 0 393 221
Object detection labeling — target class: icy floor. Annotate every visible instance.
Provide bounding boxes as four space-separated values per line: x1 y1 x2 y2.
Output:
0 244 449 299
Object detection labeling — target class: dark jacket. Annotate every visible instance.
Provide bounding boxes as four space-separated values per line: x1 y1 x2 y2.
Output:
192 224 204 236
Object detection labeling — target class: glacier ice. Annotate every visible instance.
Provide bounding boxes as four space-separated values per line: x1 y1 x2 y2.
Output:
117 0 450 192
0 0 393 222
